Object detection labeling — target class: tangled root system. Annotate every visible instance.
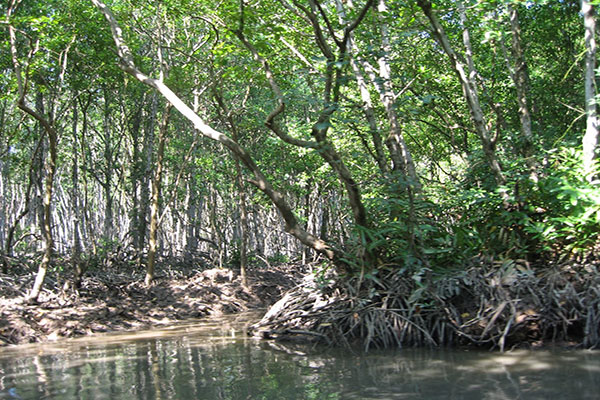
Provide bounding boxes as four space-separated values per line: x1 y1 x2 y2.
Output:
250 259 600 351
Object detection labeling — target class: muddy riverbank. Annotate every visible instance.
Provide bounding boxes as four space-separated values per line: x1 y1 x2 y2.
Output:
0 263 301 346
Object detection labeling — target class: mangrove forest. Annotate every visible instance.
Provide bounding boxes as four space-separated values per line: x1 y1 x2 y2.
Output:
1 0 599 351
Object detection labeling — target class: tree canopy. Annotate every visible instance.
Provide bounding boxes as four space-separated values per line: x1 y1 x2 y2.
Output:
1 0 599 349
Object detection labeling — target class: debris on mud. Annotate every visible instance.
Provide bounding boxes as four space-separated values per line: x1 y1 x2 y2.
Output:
0 263 301 346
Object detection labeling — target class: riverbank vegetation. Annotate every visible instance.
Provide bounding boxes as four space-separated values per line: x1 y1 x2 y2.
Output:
1 0 599 349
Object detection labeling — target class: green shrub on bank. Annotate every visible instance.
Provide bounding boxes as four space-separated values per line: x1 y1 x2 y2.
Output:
347 148 600 278
524 148 600 257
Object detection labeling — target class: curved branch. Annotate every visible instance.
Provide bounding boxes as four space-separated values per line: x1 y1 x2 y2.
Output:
234 30 320 149
345 0 375 35
91 0 337 261
311 0 343 47
293 0 334 60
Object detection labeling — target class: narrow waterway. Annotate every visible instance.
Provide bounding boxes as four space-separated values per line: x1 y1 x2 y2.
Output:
0 311 598 399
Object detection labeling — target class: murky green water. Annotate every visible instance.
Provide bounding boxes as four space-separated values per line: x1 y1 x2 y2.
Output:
0 311 598 399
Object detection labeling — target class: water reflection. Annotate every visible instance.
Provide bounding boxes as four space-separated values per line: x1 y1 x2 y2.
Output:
0 312 598 399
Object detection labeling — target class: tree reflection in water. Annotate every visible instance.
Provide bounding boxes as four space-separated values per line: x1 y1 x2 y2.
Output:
0 312 599 399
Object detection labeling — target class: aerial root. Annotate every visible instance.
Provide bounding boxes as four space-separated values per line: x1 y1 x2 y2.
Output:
250 259 600 350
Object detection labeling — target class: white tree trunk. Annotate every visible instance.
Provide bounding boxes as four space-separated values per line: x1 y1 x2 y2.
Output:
583 0 599 181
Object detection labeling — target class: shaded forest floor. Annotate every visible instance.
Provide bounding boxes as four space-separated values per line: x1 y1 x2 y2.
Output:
0 262 303 346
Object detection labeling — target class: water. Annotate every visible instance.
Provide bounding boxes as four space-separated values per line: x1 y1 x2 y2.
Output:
0 311 598 399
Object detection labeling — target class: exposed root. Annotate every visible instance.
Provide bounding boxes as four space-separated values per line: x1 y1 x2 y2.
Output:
250 258 600 351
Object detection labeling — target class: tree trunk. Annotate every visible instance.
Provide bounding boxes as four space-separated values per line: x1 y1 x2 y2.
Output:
2 137 42 273
505 4 538 180
184 175 199 265
137 93 158 260
235 20 370 232
9 11 59 301
129 94 144 254
375 0 420 189
418 0 505 186
101 89 114 243
78 95 96 256
21 99 58 303
235 159 248 285
583 0 599 180
336 0 419 189
145 104 171 285
71 98 84 285
335 0 388 176
0 160 5 273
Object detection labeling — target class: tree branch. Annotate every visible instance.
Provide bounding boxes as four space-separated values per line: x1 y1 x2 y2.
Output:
91 0 338 261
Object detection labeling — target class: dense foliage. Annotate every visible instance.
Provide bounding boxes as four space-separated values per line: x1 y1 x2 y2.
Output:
1 0 599 347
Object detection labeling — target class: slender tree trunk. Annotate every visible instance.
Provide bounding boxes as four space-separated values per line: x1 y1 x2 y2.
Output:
504 4 538 181
26 109 58 303
145 104 171 285
335 0 388 175
129 96 144 252
336 0 419 188
508 6 533 149
78 95 95 256
235 158 248 285
235 25 370 231
213 87 251 282
33 95 46 248
320 195 329 243
302 180 312 264
0 160 5 273
184 176 199 264
418 0 505 186
101 89 114 243
351 62 389 175
71 98 84 285
2 137 41 273
583 0 599 180
137 93 157 259
8 12 59 301
0 102 6 255
376 0 420 189
230 124 248 284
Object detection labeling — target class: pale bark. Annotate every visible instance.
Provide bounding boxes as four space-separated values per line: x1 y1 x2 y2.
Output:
91 0 336 261
183 177 199 264
375 0 420 188
77 94 96 256
27 108 57 303
334 0 388 175
417 0 505 186
138 93 157 255
508 6 533 150
502 4 538 181
237 170 248 285
336 0 419 187
128 93 144 254
101 89 114 242
2 138 41 273
350 60 389 175
583 0 599 180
